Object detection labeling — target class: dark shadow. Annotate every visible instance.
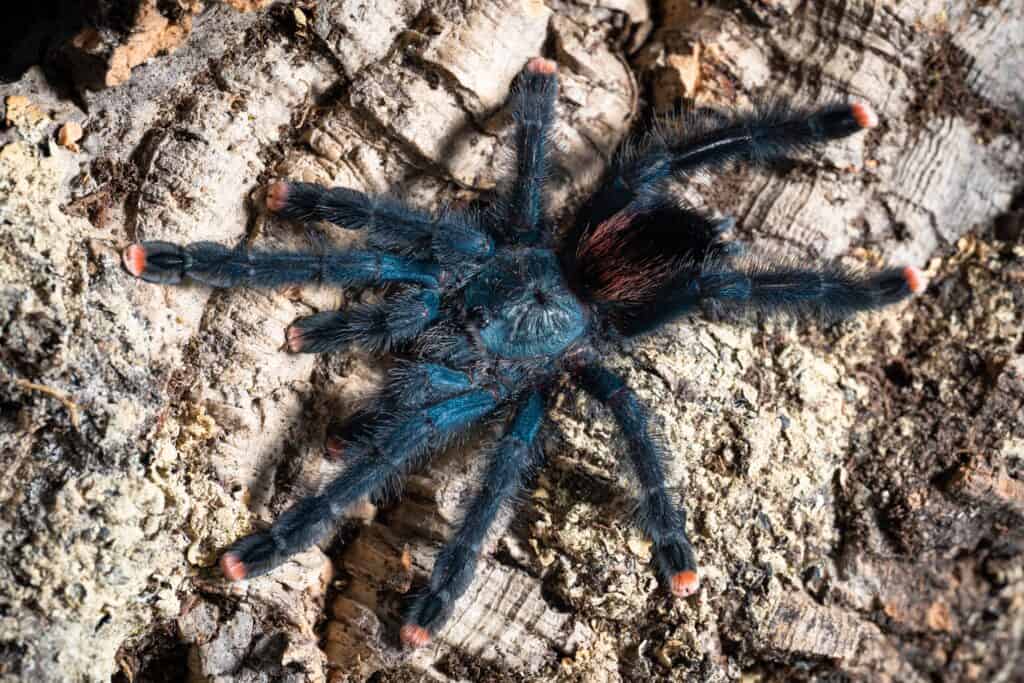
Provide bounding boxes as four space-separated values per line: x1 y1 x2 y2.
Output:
0 0 96 83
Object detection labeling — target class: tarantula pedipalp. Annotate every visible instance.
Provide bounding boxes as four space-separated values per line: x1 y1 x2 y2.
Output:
122 57 925 648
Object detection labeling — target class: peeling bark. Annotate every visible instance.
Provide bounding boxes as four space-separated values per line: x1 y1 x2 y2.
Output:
1 1 1022 682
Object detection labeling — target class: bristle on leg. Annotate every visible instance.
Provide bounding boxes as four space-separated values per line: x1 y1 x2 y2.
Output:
220 552 248 581
902 265 928 295
850 102 879 129
400 623 431 648
670 570 700 598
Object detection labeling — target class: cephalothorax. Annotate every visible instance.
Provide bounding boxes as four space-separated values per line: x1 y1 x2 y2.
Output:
123 58 924 648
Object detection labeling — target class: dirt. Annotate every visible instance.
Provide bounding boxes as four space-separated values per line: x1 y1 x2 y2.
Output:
911 37 1022 145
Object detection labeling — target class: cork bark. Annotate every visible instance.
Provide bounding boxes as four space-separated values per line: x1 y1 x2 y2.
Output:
1 1 1022 682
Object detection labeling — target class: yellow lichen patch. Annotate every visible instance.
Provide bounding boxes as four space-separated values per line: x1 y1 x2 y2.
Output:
5 95 47 130
69 0 201 89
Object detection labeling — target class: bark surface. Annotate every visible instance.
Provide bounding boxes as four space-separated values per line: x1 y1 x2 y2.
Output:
1 1 1022 682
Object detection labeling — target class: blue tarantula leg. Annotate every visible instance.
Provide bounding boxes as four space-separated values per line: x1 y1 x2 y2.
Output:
621 259 928 336
401 391 545 648
219 389 500 582
267 181 493 259
580 103 880 231
661 102 879 176
503 57 559 243
695 260 928 317
325 361 476 470
266 182 435 238
286 289 439 354
430 212 494 266
575 365 700 598
123 241 439 288
388 363 474 409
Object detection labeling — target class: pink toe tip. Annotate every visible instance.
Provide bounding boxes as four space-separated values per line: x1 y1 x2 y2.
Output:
286 325 305 352
671 570 700 598
123 244 147 278
220 553 247 581
266 181 290 213
400 624 431 648
325 435 346 459
851 102 879 129
903 265 927 295
526 57 557 75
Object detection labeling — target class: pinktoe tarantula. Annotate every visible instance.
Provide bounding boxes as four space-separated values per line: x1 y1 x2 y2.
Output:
123 57 925 648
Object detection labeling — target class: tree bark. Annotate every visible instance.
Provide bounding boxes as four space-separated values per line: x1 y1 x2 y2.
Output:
1 1 1022 682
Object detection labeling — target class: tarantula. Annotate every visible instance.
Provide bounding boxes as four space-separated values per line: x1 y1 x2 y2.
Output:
123 58 925 648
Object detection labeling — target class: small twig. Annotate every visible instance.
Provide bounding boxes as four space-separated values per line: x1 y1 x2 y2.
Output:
15 378 82 429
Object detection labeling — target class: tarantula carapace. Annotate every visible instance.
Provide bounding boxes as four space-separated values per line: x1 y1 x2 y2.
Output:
123 58 925 648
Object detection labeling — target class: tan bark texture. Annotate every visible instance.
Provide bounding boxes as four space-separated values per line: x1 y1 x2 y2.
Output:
1 1 1022 681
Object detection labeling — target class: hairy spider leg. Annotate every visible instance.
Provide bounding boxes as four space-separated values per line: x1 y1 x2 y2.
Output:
401 390 545 647
499 57 560 245
433 334 484 369
573 102 879 237
621 259 928 336
122 241 439 289
576 364 699 598
266 181 494 263
286 289 440 354
266 182 440 247
387 362 474 409
220 389 501 581
325 362 474 481
657 102 877 177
